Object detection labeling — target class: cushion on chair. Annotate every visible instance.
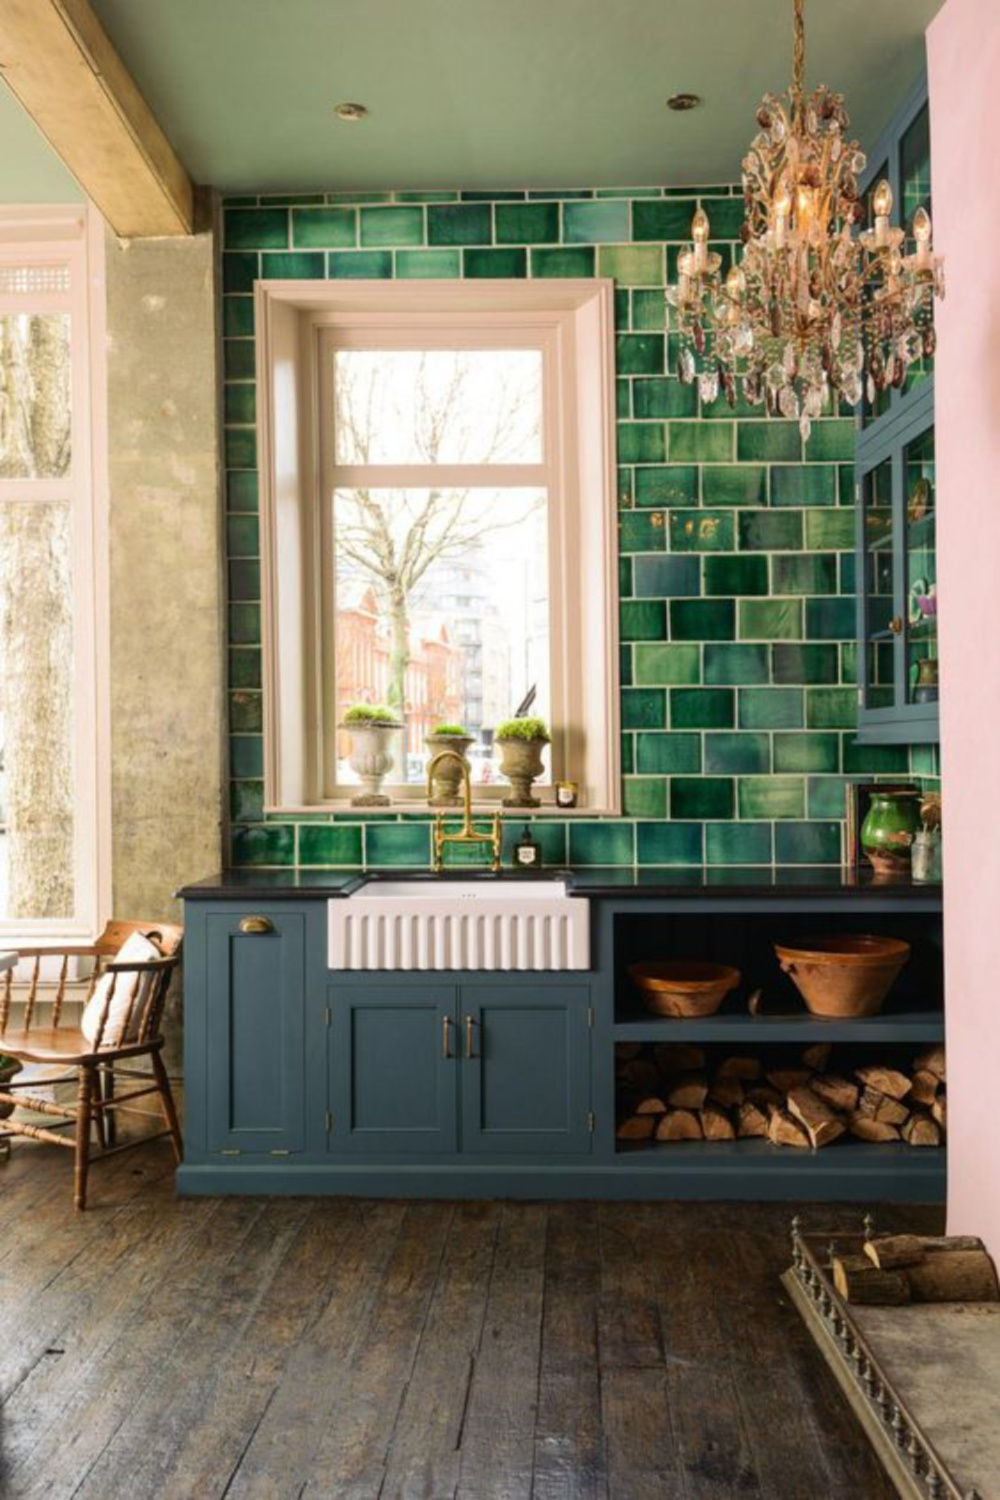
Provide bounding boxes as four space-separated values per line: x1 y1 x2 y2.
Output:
80 931 161 1047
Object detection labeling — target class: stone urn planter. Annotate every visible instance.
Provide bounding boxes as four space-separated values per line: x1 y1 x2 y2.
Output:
340 707 402 807
425 729 474 807
495 717 550 808
0 1056 23 1121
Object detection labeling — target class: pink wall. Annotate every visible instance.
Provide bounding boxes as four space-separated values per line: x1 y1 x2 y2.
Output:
927 0 1000 1251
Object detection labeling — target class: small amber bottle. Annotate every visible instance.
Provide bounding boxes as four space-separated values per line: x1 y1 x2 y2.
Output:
514 824 541 869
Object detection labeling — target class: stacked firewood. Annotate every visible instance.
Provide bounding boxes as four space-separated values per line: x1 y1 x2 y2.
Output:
832 1234 999 1304
615 1042 946 1149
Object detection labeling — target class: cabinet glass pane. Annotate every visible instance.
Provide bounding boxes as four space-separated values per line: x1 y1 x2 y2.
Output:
863 458 895 709
862 163 892 428
901 103 933 394
904 427 937 706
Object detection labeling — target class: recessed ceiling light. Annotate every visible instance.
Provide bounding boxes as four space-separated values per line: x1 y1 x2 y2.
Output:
667 93 703 112
334 102 369 123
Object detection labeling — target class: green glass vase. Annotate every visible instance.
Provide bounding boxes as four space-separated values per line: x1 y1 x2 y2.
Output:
861 790 921 879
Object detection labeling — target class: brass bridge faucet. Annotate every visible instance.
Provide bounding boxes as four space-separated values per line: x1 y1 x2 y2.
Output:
426 751 501 873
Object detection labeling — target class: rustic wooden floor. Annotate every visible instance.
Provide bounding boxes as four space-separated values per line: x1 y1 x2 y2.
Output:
0 1139 942 1500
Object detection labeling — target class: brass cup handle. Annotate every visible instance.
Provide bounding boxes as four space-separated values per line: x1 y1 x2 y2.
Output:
889 616 904 635
239 915 274 935
442 1014 455 1059
465 1015 477 1059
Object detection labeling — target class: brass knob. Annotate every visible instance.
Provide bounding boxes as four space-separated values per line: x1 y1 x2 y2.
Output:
239 915 273 935
889 616 904 635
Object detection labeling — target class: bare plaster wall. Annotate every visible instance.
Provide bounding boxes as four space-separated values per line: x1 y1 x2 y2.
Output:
105 226 224 927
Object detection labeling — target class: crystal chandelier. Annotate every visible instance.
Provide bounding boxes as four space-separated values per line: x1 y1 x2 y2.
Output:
666 0 945 440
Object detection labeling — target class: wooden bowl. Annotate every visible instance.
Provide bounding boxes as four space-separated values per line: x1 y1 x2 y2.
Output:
774 935 911 1018
628 961 741 1018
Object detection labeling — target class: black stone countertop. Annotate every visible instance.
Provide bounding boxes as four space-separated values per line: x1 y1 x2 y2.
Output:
177 866 942 903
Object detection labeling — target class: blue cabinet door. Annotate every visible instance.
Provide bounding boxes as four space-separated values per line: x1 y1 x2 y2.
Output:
205 908 307 1155
329 985 459 1155
459 984 592 1155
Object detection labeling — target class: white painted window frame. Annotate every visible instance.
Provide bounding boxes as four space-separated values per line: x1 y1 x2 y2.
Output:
255 279 621 815
0 206 111 945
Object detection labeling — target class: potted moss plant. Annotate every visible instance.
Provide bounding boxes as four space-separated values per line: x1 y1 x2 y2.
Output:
340 704 402 806
425 724 474 807
0 1054 22 1121
495 716 550 808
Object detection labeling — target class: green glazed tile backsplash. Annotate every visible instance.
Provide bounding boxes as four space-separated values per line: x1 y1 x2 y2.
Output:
220 184 933 870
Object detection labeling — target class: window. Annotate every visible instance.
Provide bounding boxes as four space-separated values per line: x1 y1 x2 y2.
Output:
0 208 109 941
257 280 620 812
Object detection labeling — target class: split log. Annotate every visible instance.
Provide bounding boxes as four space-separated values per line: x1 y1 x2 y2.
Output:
708 1075 744 1110
653 1043 706 1075
832 1255 911 1305
809 1074 859 1113
931 1096 947 1134
633 1096 668 1116
655 1109 703 1142
858 1087 909 1126
913 1045 946 1082
615 1042 644 1062
618 1059 660 1092
666 1074 709 1111
746 1084 783 1110
863 1234 985 1271
715 1055 763 1081
767 1109 811 1149
800 1043 832 1072
909 1070 939 1107
848 1113 901 1143
616 1115 656 1141
855 1065 912 1101
902 1113 941 1147
786 1086 846 1149
736 1100 769 1138
700 1103 736 1141
906 1250 999 1304
767 1068 813 1095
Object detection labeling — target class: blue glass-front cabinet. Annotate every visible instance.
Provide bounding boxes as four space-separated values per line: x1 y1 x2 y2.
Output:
856 76 939 744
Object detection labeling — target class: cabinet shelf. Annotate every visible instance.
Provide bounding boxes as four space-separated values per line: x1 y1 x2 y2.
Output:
614 1138 945 1177
612 1007 945 1044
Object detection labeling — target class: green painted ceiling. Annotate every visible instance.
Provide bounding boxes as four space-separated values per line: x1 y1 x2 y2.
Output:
3 0 944 200
0 86 82 203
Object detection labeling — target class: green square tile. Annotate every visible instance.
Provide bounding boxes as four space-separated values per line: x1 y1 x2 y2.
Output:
615 288 631 329
226 209 289 250
261 252 325 279
803 510 857 552
670 599 735 641
397 192 459 203
633 555 700 596
838 465 857 505
840 642 858 685
807 776 849 819
670 688 734 729
464 247 527 278
599 246 664 286
428 203 492 245
632 291 668 330
225 384 256 425
228 603 261 645
633 643 701 685
669 422 733 463
223 253 258 293
703 555 768 596
771 465 837 507
619 511 667 553
636 822 704 866
839 554 856 595
621 643 633 687
806 421 855 461
359 206 424 247
495 202 559 244
700 389 762 420
738 776 805 820
635 465 698 508
568 822 635 866
841 740 911 775
736 422 801 462
229 648 262 690
621 733 634 774
704 732 770 774
617 423 666 463
561 200 628 243
395 249 462 279
230 779 264 823
701 466 767 507
704 643 769 684
226 428 257 470
229 688 262 731
773 732 840 774
706 822 772 866
623 779 668 819
772 643 839 684
230 735 263 777
635 732 701 774
231 825 295 867
774 821 842 865
619 554 633 598
738 687 804 729
616 334 664 375
617 380 631 419
670 512 735 552
261 194 323 206
228 559 260 602
671 777 734 820
328 191 391 204
697 197 747 240
328 251 393 279
227 514 260 557
622 688 667 729
620 600 667 641
633 379 697 419
909 744 940 776
499 820 567 865
291 207 357 248
806 687 857 729
225 339 256 380
738 510 803 551
738 599 803 640
530 247 596 278
633 199 698 241
227 471 259 513
299 824 365 866
771 554 837 595
806 598 856 639
365 822 432 866
462 190 524 201
223 297 255 337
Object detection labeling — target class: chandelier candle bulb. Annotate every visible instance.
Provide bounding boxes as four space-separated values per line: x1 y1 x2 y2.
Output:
873 180 893 246
691 207 710 270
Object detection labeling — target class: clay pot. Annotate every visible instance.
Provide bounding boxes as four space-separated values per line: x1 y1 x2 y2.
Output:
425 734 474 807
861 789 921 879
628 961 741 1019
774 935 911 1018
496 737 547 808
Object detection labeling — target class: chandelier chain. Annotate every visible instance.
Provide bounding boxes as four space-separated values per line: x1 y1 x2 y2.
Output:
792 0 806 102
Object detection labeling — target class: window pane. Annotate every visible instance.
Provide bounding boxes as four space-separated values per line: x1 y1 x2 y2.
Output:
333 349 542 465
333 487 549 786
0 501 75 919
0 313 71 479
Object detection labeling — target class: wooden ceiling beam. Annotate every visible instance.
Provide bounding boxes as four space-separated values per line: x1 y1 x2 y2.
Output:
0 0 195 236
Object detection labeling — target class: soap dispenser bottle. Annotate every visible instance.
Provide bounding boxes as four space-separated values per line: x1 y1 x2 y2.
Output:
513 824 541 869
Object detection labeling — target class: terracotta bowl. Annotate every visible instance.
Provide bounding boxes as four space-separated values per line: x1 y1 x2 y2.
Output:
628 961 741 1019
774 935 911 1019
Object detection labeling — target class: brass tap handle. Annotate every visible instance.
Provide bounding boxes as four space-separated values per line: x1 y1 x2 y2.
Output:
442 1014 455 1059
889 616 904 635
239 915 274 935
465 1015 477 1058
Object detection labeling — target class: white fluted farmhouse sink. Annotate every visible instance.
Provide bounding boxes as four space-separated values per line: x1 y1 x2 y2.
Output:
328 880 589 971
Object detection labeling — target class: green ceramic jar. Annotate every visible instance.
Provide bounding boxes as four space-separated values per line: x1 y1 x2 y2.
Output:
861 789 922 879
